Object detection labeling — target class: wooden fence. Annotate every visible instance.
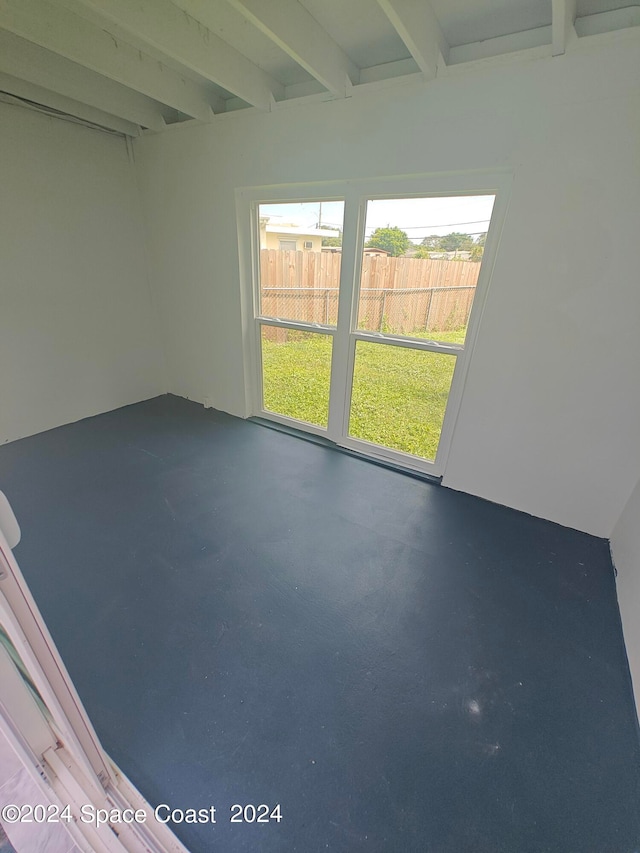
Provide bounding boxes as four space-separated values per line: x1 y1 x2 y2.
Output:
259 250 481 336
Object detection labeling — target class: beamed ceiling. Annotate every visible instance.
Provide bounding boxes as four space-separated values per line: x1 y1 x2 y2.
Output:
0 0 638 136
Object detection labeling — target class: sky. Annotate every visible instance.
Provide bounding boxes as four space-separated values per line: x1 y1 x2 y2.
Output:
259 195 495 245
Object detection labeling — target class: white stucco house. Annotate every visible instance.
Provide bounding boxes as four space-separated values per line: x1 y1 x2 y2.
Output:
259 217 339 252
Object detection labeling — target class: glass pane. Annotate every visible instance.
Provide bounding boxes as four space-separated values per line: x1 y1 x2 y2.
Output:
261 326 333 428
349 342 457 461
258 201 345 326
0 623 52 721
357 195 495 344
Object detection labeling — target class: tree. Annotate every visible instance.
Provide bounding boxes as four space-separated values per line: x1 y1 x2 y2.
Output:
418 232 479 258
437 232 475 252
420 234 442 249
366 226 410 257
319 224 342 247
475 232 487 247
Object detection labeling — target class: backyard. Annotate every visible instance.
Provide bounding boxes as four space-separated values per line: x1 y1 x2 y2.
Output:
261 328 466 461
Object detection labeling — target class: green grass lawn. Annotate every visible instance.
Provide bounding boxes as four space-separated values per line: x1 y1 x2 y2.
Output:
261 328 465 461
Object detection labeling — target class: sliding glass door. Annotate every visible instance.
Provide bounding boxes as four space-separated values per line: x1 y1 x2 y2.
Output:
241 175 506 476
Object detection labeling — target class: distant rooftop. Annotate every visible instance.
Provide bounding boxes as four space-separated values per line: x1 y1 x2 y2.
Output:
264 223 339 238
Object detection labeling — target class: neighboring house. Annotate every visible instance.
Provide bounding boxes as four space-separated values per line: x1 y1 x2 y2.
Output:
363 246 390 256
259 217 339 252
323 246 392 255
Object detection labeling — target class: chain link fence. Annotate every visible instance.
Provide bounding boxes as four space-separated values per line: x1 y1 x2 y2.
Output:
259 250 480 341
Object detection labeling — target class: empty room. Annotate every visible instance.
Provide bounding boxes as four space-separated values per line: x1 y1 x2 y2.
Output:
0 1 639 851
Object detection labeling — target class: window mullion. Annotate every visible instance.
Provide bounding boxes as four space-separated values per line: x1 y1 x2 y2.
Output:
327 190 365 441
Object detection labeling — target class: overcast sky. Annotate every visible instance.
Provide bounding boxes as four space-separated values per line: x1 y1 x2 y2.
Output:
259 195 495 244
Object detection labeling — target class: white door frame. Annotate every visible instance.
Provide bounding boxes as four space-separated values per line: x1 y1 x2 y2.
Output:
236 169 512 477
0 498 189 853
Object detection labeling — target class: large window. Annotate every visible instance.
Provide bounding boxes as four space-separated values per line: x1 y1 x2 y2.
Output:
239 174 508 476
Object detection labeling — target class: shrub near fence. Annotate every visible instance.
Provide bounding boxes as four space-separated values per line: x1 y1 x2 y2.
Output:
259 250 481 339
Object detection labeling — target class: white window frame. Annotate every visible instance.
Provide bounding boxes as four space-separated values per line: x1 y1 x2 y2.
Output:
236 170 512 477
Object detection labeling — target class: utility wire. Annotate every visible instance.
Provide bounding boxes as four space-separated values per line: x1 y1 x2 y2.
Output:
368 218 491 229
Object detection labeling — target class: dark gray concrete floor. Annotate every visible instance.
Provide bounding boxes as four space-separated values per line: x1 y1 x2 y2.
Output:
0 395 638 853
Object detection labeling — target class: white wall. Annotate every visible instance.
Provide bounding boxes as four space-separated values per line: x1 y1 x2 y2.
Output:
0 102 165 445
135 37 640 538
611 476 640 717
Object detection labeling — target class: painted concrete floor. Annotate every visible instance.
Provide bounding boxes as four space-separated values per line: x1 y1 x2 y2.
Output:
0 395 638 853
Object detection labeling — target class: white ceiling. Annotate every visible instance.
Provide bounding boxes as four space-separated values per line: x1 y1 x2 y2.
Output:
431 0 552 46
0 0 638 136
299 0 414 67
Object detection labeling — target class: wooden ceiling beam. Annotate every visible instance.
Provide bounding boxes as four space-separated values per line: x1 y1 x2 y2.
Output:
57 0 284 109
0 72 141 136
552 0 577 55
0 30 166 131
0 0 214 119
221 0 359 96
377 0 449 79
